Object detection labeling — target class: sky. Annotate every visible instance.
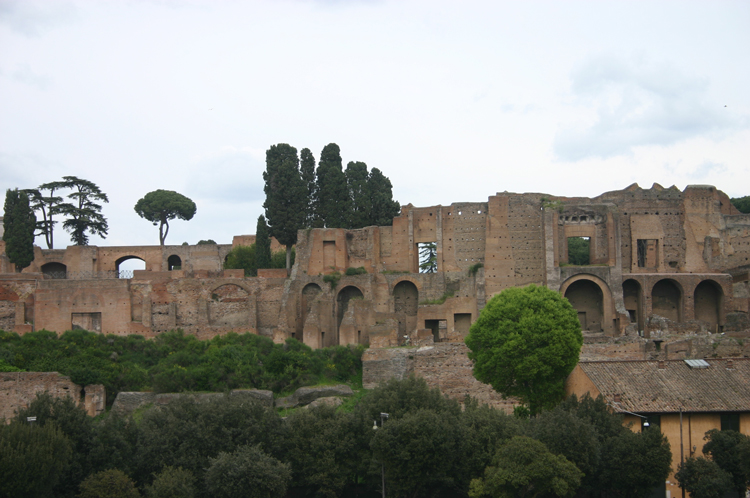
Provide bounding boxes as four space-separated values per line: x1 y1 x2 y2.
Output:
1 0 749 252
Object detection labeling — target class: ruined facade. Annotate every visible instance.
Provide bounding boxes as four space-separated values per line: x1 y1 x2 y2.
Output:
1 183 749 351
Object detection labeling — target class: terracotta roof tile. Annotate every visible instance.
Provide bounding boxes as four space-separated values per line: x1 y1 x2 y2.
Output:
577 359 750 413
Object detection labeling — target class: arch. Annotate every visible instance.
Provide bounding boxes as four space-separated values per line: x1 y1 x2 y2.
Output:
336 286 364 345
299 283 322 336
208 284 251 327
651 279 682 322
167 255 182 271
115 256 146 279
41 262 67 279
622 279 644 334
393 280 418 316
694 280 723 331
560 274 615 334
564 280 604 332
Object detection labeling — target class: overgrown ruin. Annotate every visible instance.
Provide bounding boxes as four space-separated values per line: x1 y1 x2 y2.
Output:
2 183 749 365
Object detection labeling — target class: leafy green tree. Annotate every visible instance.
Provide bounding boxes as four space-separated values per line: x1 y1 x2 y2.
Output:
223 245 257 276
675 456 734 498
0 421 73 498
24 180 67 249
3 188 36 270
78 469 141 498
300 147 318 227
345 161 372 229
702 429 750 496
270 247 294 269
368 167 400 226
419 242 437 273
144 466 196 498
196 239 216 245
465 284 583 414
567 237 590 265
255 215 271 270
263 144 306 272
597 427 672 498
59 176 109 245
730 196 750 213
315 143 349 229
134 190 197 246
371 408 471 497
14 393 95 498
204 444 291 498
469 436 583 498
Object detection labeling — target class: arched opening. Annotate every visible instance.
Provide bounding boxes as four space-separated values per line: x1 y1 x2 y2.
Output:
299 283 322 338
393 280 418 338
694 280 723 332
41 262 67 279
167 255 182 271
336 286 363 346
622 279 644 334
209 284 250 328
116 256 146 279
652 279 682 322
564 279 604 332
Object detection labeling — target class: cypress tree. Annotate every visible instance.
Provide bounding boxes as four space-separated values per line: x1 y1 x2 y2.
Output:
345 161 372 229
255 215 272 271
3 189 36 271
263 144 306 272
368 167 401 226
315 143 349 228
300 148 317 227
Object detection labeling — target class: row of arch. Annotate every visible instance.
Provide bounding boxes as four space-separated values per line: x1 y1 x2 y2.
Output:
562 275 724 334
40 255 183 279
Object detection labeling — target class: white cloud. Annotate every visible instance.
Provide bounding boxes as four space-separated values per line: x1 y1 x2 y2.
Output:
554 54 748 161
0 0 76 37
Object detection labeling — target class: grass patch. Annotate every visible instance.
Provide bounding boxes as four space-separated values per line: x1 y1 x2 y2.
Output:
420 291 454 305
337 388 369 413
345 267 367 276
323 272 341 289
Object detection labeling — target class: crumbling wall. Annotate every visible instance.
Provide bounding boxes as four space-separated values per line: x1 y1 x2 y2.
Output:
0 372 105 420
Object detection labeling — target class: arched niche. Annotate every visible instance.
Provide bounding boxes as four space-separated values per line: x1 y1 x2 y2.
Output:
694 280 723 331
115 256 146 279
209 284 251 327
299 283 322 337
622 279 644 333
393 280 418 316
560 274 615 334
336 286 364 344
167 255 182 271
651 279 683 322
41 262 67 279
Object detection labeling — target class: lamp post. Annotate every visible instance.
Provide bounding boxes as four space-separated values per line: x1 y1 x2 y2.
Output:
373 412 389 498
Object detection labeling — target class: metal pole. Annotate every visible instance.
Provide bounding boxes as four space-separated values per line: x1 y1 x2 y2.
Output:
680 408 685 498
382 462 385 498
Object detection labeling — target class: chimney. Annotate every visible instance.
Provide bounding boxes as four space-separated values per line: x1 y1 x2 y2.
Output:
658 360 666 369
727 359 734 369
613 393 621 403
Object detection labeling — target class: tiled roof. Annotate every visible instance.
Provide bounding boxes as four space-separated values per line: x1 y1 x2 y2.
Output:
577 359 750 413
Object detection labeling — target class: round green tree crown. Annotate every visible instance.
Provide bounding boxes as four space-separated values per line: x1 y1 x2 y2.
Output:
465 284 583 414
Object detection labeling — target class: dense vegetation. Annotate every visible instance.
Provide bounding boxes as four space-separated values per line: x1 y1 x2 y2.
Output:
0 329 364 403
0 379 677 498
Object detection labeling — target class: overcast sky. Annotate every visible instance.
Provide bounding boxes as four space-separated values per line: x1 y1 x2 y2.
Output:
1 0 749 251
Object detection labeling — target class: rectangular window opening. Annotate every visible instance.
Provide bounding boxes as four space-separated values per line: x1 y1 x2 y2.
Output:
567 237 590 265
418 242 438 273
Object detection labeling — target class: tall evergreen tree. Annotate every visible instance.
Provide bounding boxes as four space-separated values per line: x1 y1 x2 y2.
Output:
299 148 317 227
315 143 349 228
368 167 401 226
3 189 36 271
59 176 109 246
255 215 272 271
23 180 67 249
345 161 372 229
263 144 306 272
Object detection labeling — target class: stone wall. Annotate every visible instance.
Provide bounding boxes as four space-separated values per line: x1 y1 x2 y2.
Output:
0 372 105 420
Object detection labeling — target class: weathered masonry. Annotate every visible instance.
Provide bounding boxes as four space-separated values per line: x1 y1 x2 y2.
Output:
2 183 749 347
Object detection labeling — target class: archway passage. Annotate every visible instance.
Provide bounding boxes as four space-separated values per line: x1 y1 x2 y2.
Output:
41 262 67 279
336 286 363 345
115 256 146 279
564 279 604 332
393 280 419 339
622 279 643 333
168 255 182 271
299 283 322 338
694 280 722 332
652 279 682 322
